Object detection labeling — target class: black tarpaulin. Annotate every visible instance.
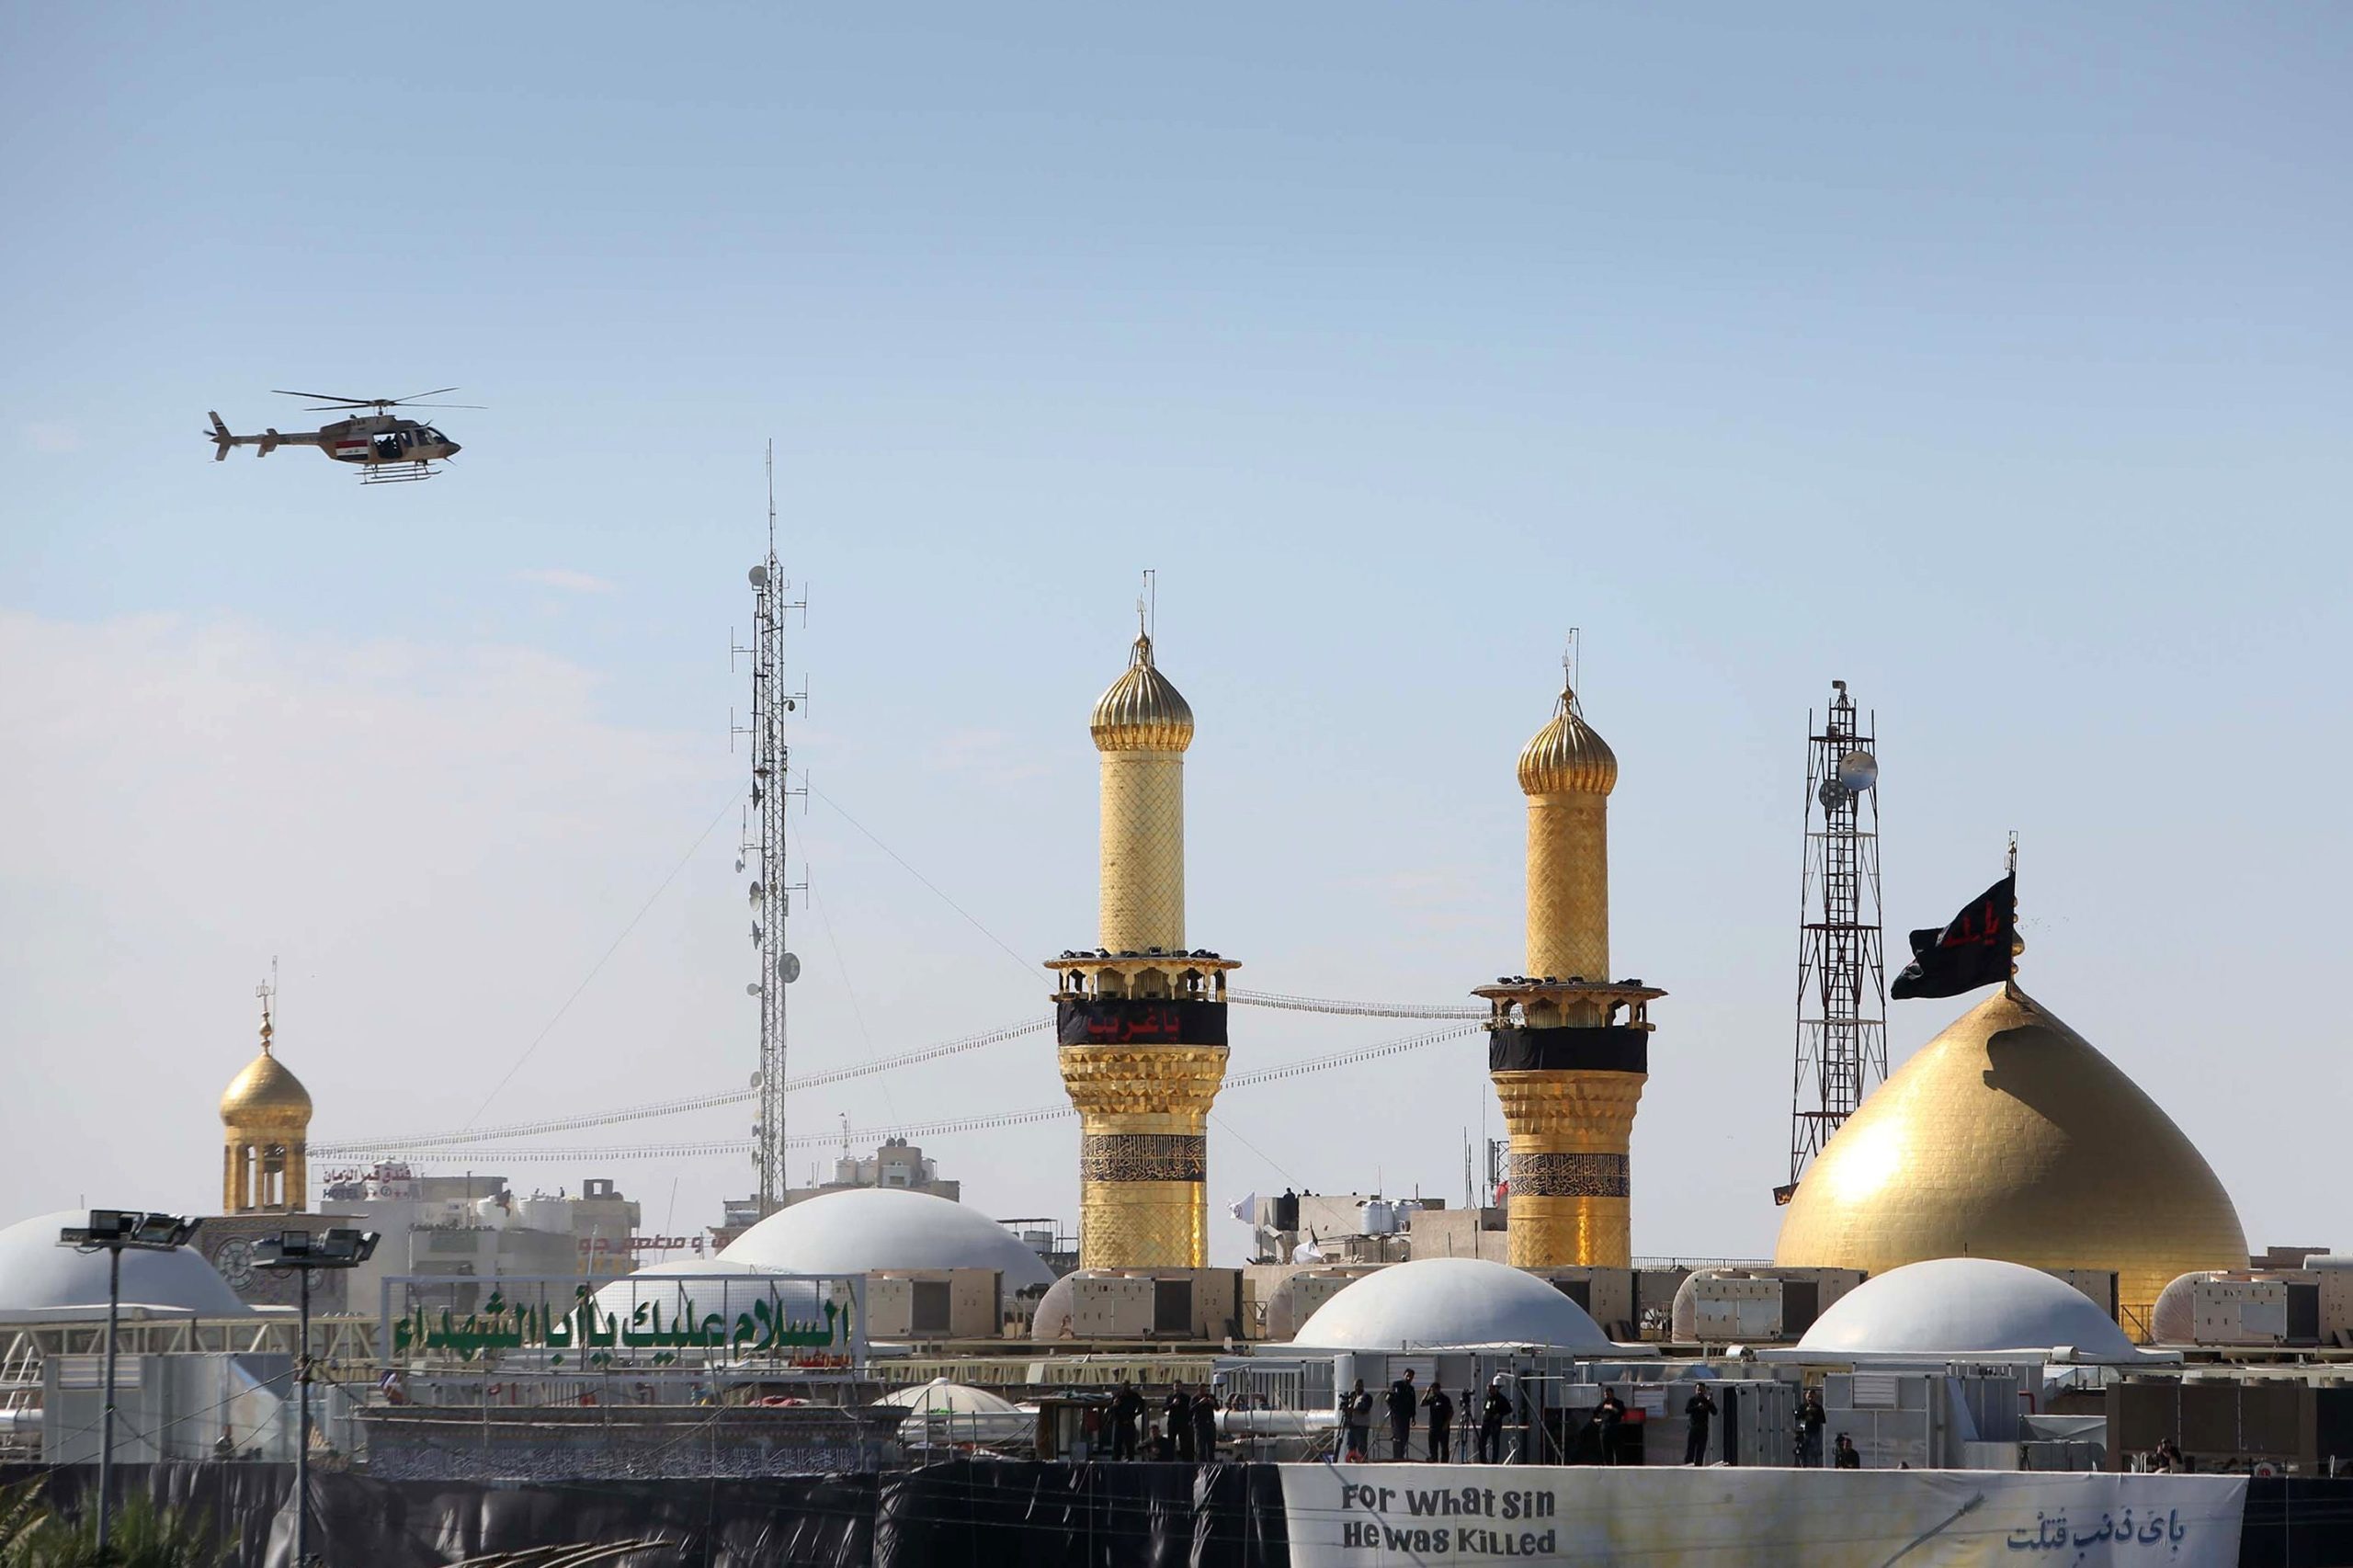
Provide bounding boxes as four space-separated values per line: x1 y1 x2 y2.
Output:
1485 1025 1647 1074
7 1464 876 1568
2236 1476 2353 1568
872 1461 1288 1568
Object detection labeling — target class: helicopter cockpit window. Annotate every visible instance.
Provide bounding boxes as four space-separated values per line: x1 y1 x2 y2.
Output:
418 427 444 443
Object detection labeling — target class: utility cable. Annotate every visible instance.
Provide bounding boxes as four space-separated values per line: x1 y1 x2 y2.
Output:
313 1015 1051 1156
460 783 748 1130
332 1021 1479 1165
1228 988 1484 1020
809 785 1038 982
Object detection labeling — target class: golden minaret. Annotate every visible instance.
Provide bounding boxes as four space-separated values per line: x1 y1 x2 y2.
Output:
219 984 313 1214
1476 672 1663 1267
1045 620 1236 1269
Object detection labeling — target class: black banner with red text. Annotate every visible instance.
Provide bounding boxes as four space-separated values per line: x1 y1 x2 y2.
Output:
1057 997 1229 1048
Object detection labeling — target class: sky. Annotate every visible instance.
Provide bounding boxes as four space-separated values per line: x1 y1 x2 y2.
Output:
2 5 2347 1267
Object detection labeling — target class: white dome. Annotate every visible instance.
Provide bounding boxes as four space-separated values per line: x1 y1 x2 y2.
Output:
719 1189 1055 1291
0 1212 251 1320
1290 1258 1615 1352
1029 1271 1079 1341
877 1377 1022 1415
1796 1258 2141 1359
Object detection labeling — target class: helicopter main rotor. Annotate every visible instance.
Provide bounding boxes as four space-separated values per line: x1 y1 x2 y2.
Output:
272 387 488 414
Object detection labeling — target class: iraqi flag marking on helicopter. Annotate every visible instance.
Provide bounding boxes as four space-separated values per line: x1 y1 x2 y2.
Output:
332 438 369 459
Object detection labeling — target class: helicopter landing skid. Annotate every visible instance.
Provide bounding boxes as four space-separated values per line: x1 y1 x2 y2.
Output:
360 461 438 484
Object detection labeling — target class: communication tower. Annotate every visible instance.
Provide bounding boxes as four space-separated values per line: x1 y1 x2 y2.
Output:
733 443 806 1214
1776 680 1885 1205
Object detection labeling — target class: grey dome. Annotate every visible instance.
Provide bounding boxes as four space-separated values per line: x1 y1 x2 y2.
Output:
0 1211 251 1319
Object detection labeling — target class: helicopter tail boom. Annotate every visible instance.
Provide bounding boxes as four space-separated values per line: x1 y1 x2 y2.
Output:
206 413 289 459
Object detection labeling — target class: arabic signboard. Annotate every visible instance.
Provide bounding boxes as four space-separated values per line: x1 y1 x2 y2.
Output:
380 1272 866 1373
1279 1466 2245 1567
579 1234 708 1257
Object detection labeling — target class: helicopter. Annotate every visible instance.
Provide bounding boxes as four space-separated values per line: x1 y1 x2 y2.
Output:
206 388 478 483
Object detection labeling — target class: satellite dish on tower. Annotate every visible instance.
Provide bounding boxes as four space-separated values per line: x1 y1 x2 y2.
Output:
745 982 763 997
1837 749 1879 792
779 952 802 983
749 564 769 587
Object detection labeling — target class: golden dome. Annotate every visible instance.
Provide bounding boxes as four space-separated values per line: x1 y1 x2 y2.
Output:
1774 988 2245 1321
1090 634 1194 753
219 1017 313 1131
1517 684 1618 796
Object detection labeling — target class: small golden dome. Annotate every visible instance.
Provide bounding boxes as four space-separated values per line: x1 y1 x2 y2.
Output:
1774 988 2245 1321
1517 684 1618 796
1090 634 1195 753
220 1017 313 1131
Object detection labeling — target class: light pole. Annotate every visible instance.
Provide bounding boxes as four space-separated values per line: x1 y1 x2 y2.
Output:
57 1210 199 1555
254 1227 378 1568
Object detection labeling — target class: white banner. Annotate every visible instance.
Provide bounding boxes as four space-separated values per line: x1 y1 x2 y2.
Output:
1279 1465 2246 1568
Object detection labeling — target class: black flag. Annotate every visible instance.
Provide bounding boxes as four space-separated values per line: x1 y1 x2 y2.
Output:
1891 874 2015 1000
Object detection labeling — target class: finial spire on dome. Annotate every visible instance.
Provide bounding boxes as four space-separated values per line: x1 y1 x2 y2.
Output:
256 963 277 1054
2006 832 2025 984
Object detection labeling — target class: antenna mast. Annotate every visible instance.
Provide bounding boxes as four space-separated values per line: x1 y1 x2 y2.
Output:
1777 680 1886 1205
733 442 806 1215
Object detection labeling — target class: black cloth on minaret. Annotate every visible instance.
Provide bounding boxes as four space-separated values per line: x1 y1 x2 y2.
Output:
1056 997 1228 1047
1891 874 2015 1000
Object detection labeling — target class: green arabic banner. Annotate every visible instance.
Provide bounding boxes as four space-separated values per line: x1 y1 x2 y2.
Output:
384 1273 862 1369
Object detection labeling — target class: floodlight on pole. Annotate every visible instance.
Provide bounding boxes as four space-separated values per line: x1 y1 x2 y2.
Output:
58 1209 199 1556
256 1228 379 1568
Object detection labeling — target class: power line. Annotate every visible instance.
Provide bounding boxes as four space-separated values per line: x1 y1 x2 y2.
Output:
809 785 1037 981
337 1020 1480 1165
312 1016 1051 1157
345 1105 1078 1165
459 782 747 1130
1223 1022 1483 1087
1228 988 1483 1020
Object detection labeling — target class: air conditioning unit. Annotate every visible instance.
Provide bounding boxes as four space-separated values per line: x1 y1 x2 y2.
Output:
2193 1279 2289 1346
1071 1276 1156 1338
1693 1277 1781 1342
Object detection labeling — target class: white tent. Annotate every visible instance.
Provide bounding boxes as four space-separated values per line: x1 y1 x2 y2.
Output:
878 1377 1033 1447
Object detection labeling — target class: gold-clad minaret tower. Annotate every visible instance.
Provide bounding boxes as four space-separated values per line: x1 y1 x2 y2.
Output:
1046 621 1236 1269
1476 671 1663 1268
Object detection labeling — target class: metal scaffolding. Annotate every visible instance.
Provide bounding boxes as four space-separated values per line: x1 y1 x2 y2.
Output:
1779 681 1886 1204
